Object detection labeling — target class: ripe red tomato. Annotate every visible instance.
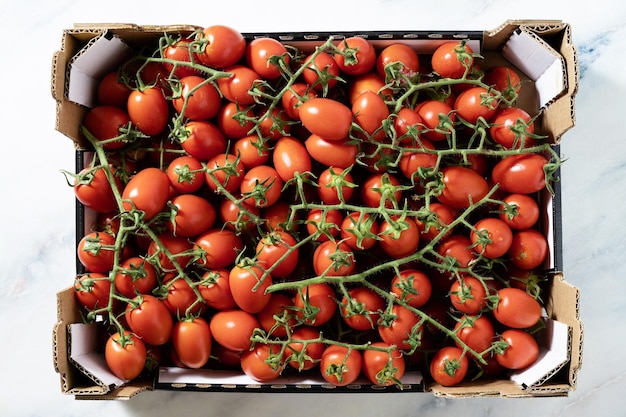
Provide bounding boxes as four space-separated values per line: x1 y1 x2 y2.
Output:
361 172 403 209
172 75 222 121
217 65 261 106
219 198 260 233
105 331 147 380
272 136 312 182
147 232 194 272
162 277 204 317
245 37 289 79
378 304 422 350
74 273 111 310
469 217 513 259
498 193 540 230
217 102 255 139
162 38 202 79
320 345 362 386
229 263 273 313
197 25 246 68
454 86 498 124
194 228 243 269
281 83 318 121
334 36 376 76
205 153 246 194
438 166 490 209
340 286 385 331
495 329 539 370
437 234 477 275
73 166 120 213
306 208 343 242
172 316 212 369
180 120 227 162
122 167 170 220
256 230 298 277
390 269 432 308
352 90 389 141
294 283 337 327
232 134 271 170
493 287 542 329
299 98 353 141
77 231 116 273
393 107 424 144
166 155 205 194
348 72 393 104
317 166 355 205
313 240 356 277
362 342 406 386
340 211 379 250
491 153 549 194
197 269 237 311
302 51 340 92
168 194 216 237
449 276 488 315
490 107 536 149
240 165 284 208
431 41 474 79
241 343 283 382
429 346 468 386
82 105 131 149
96 71 131 107
453 315 495 359
125 295 173 346
398 138 438 182
415 100 456 142
507 228 548 270
305 135 358 168
114 256 158 298
285 326 326 371
378 215 420 259
127 87 169 136
483 65 521 99
256 292 298 337
376 43 420 81
414 202 456 242
209 309 260 352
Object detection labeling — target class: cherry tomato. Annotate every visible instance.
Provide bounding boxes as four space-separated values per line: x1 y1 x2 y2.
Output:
454 86 498 124
320 345 362 386
429 346 468 386
376 43 420 81
449 276 488 315
217 65 261 106
245 37 289 79
180 120 227 162
495 329 539 370
256 292 298 338
414 202 456 242
209 309 260 351
205 153 246 194
241 343 284 382
285 326 326 371
74 273 111 310
219 198 260 233
362 342 406 386
232 134 271 169
493 287 542 329
340 211 379 250
490 107 536 149
507 228 548 270
172 316 212 369
360 172 403 209
73 166 120 213
294 283 337 327
340 286 384 331
313 240 356 277
302 51 340 92
272 136 312 182
166 155 205 194
105 331 147 380
378 304 421 351
498 193 540 230
352 90 389 141
491 153 549 194
438 166 490 209
197 25 246 68
77 231 116 273
390 269 432 309
168 194 216 237
317 166 355 205
348 72 393 104
483 65 522 100
197 269 237 311
194 228 243 269
256 230 299 278
82 105 131 150
334 36 376 76
453 315 495 359
229 263 273 313
162 38 202 79
240 165 284 208
305 135 358 168
122 167 170 220
299 98 353 141
470 217 513 259
281 83 318 121
125 294 173 346
393 107 424 144
415 99 456 142
172 75 222 121
114 256 158 298
217 102 255 139
147 232 194 272
431 41 474 79
96 70 131 107
162 277 204 317
378 215 420 259
306 208 342 242
127 87 169 136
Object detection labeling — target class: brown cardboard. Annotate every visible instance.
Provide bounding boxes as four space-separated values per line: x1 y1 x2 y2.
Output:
51 19 582 399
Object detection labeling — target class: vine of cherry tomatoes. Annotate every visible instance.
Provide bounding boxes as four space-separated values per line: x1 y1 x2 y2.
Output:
66 24 561 389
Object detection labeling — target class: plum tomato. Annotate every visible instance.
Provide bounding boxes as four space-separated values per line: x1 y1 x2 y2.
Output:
491 153 549 194
415 99 456 142
454 86 499 124
333 36 376 76
125 294 173 346
209 309 260 352
449 276 488 315
498 193 540 230
340 286 385 331
352 90 389 141
197 268 237 311
429 346 468 386
205 153 246 194
82 105 131 150
172 75 222 121
469 217 513 259
197 25 246 68
105 331 147 380
229 263 273 313
340 211 379 250
127 86 169 136
305 134 358 168
302 51 340 92
74 272 111 310
114 256 158 298
77 231 116 274
489 107 536 149
217 65 262 106
453 315 495 359
256 292 298 337
241 343 284 382
180 120 227 162
272 136 312 183
194 228 243 269
285 326 326 371
166 155 205 194
122 167 170 220
167 193 216 238
73 166 120 213
431 41 474 79
320 345 362 386
255 230 299 278
245 37 289 79
437 166 490 209
507 228 548 270
239 165 284 208
376 43 420 81
362 342 406 386
294 283 337 327
390 269 432 309
172 316 212 369
317 166 355 205
495 329 539 370
493 287 542 329
299 98 353 141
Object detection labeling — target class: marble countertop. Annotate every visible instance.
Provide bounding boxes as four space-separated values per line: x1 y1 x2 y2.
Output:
1 0 622 415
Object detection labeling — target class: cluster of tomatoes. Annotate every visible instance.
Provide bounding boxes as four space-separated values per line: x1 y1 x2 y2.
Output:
68 24 560 389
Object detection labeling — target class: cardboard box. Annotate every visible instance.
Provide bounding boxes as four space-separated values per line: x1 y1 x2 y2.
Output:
51 20 583 399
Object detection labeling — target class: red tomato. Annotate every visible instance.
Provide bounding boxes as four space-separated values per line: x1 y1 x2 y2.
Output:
438 166 490 209
172 316 212 369
483 66 522 100
495 329 539 370
429 346 468 386
362 342 406 386
162 277 204 317
162 38 202 79
320 345 362 386
258 106 291 140
240 165 284 208
205 153 246 194
507 228 548 270
390 269 432 308
313 240 356 277
399 139 438 185
449 276 488 315
294 283 337 327
168 194 216 237
352 91 389 141
197 269 237 310
453 315 495 359
127 87 169 136
393 107 424 143
219 198 261 232
498 193 540 230
285 326 326 371
241 343 283 382
305 135 358 168
114 256 158 298
376 43 420 81
317 166 355 205
281 83 318 121
491 153 549 194
348 72 393 104
209 309 260 351
470 217 513 259
229 263 273 313
414 202 456 242
256 230 299 278
490 107 536 149
306 208 342 242
272 136 312 182
431 41 474 79
197 25 246 68
493 287 542 329
245 37 289 79
105 331 147 380
217 102 255 139
217 65 261 106
256 292 298 338
166 155 205 194
378 215 420 259
232 134 271 170
415 100 456 142
334 36 376 76
454 86 499 124
180 120 227 162
125 295 173 346
82 105 131 149
340 286 385 331
194 228 243 269
340 211 379 250
147 232 194 272
378 304 421 351
437 234 477 275
302 51 340 92
263 200 297 233
122 167 170 220
74 273 111 310
73 166 120 213
77 231 116 274
299 98 353 141
361 172 403 209
96 71 131 107
172 75 222 121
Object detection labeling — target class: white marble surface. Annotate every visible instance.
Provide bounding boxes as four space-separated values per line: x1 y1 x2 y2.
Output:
0 0 623 415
